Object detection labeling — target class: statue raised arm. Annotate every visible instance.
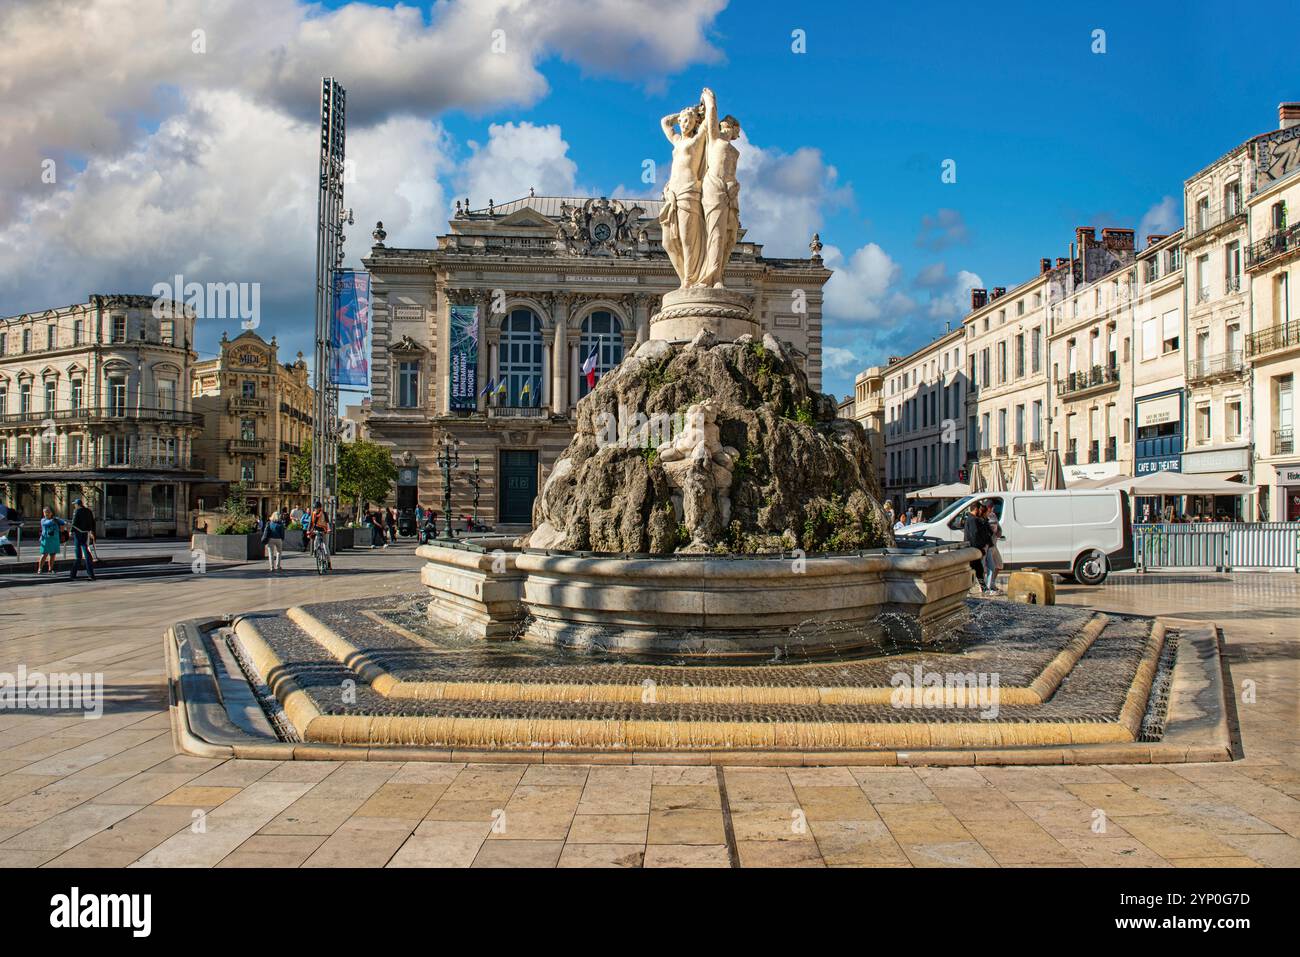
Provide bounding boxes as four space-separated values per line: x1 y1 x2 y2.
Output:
699 88 741 289
657 102 707 287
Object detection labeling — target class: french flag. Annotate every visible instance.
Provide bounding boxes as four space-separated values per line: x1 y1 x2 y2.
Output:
582 345 600 390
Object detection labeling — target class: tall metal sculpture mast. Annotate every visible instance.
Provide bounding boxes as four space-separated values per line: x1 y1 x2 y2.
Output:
311 77 352 539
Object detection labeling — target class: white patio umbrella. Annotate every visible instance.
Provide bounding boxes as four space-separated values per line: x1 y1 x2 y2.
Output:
1105 471 1250 496
907 482 971 500
969 461 987 493
1009 452 1032 492
986 459 1007 493
1041 448 1066 490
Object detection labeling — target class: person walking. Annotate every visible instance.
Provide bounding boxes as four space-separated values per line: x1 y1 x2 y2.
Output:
962 502 992 593
984 505 1005 594
36 506 66 574
68 497 97 581
385 506 397 543
261 510 286 573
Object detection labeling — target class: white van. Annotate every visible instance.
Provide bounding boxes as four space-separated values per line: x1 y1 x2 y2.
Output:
897 490 1134 585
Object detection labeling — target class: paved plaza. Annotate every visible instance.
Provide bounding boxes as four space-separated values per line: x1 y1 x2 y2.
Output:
0 546 1296 868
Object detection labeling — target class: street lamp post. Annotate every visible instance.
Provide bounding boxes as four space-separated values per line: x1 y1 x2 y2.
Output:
437 436 461 539
469 457 481 528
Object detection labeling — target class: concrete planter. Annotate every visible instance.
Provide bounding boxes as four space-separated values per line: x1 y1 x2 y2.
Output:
283 528 305 551
191 532 263 562
333 527 355 551
418 541 979 659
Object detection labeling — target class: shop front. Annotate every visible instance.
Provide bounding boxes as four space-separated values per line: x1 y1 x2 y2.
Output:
1181 443 1251 521
1134 391 1183 522
1268 464 1300 522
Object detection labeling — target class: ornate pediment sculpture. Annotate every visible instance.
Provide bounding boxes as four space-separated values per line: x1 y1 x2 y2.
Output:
555 197 647 257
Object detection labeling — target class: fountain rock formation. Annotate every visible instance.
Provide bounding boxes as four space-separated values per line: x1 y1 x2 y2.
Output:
522 330 892 555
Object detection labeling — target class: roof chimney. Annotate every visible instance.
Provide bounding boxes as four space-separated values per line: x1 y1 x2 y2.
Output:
1146 234 1168 249
1281 102 1300 130
1040 257 1052 274
1075 226 1096 250
991 286 1007 300
970 288 988 310
1056 257 1068 268
1101 227 1135 251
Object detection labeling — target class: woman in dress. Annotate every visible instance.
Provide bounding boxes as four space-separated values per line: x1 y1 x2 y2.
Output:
36 505 66 574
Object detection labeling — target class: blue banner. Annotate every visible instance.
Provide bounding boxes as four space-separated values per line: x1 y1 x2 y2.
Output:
448 304 479 411
330 270 371 387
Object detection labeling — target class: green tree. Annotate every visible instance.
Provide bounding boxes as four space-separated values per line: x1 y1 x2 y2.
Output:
292 438 398 518
215 481 257 534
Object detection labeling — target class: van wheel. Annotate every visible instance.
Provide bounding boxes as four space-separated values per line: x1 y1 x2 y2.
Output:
1072 550 1108 586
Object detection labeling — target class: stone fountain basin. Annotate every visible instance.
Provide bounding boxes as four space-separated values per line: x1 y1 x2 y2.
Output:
418 540 978 659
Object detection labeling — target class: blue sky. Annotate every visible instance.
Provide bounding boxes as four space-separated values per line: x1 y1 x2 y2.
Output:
3 0 1296 403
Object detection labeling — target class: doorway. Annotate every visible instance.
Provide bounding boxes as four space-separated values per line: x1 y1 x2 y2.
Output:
498 450 538 525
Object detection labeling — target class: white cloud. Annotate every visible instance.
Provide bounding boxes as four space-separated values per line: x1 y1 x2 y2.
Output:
1138 196 1181 247
456 122 581 210
822 345 860 376
821 242 912 325
735 134 852 258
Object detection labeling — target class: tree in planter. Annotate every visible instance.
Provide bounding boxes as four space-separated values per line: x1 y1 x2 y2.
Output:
215 481 257 535
292 439 397 524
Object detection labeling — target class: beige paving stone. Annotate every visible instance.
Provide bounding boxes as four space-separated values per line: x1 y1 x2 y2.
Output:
852 768 935 804
0 847 61 867
650 766 717 786
786 766 860 787
1174 856 1262 867
390 820 492 867
261 762 342 784
1214 832 1300 867
962 820 1081 865
1065 783 1169 816
488 787 580 841
472 839 564 868
810 819 909 866
519 765 590 787
1111 815 1244 859
791 785 879 823
187 759 285 788
302 816 416 868
650 784 721 811
647 807 726 845
439 765 526 804
1057 835 1171 867
558 843 645 868
930 786 1027 822
217 834 326 868
153 785 242 808
737 839 825 867
0 773 62 805
1016 800 1135 840
877 802 973 845
134 781 314 867
577 766 653 814
902 841 999 867
352 782 447 821
2 801 140 852
912 766 991 788
568 813 649 845
730 802 809 842
57 804 195 858
643 843 730 867
976 767 1077 803
722 769 797 804
91 772 201 806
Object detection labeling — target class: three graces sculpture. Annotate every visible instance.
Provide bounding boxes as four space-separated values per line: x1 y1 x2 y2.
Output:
659 87 741 290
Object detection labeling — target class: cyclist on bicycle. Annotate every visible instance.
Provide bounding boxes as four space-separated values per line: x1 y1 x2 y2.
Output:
306 501 331 554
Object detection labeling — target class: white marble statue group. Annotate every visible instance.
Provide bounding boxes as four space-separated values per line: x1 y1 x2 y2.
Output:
659 87 741 290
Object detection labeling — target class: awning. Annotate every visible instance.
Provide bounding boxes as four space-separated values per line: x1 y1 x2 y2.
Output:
1106 470 1252 496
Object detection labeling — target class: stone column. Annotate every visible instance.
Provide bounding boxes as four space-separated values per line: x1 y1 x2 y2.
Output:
541 341 552 407
633 293 650 347
551 294 569 416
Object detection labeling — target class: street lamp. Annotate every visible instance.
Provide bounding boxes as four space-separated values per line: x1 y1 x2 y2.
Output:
469 457 482 528
437 436 461 539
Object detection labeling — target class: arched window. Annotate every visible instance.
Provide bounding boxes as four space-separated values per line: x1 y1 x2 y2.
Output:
578 311 623 397
498 308 543 407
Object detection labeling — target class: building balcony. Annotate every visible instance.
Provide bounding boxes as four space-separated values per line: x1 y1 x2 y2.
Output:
1064 450 1078 466
1276 428 1295 457
994 445 1008 458
1027 440 1044 454
228 396 269 414
227 437 269 456
886 474 916 489
1246 225 1300 270
280 441 302 455
0 452 194 473
1186 202 1246 242
977 448 992 460
0 405 203 429
1246 320 1300 360
1225 275 1242 294
1187 350 1245 384
486 406 547 419
1104 444 1118 463
1055 364 1119 400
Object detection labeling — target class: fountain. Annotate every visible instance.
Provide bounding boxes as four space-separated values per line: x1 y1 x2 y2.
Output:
164 90 1228 766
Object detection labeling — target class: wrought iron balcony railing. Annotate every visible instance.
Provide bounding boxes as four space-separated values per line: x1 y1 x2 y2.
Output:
0 405 203 428
228 396 269 414
227 437 269 455
1246 225 1299 269
0 452 193 472
1056 364 1120 399
487 406 547 419
1275 428 1295 457
1187 350 1245 384
1188 202 1246 239
1246 319 1300 359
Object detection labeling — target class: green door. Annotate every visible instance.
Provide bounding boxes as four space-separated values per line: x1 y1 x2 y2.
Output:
498 450 538 525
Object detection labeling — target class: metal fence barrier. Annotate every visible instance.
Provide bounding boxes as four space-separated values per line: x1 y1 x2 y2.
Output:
1135 523 1300 572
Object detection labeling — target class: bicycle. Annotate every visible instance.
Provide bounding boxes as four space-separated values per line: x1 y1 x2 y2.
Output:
309 530 332 575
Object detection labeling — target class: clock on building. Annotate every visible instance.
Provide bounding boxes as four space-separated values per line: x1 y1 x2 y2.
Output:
592 222 612 242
